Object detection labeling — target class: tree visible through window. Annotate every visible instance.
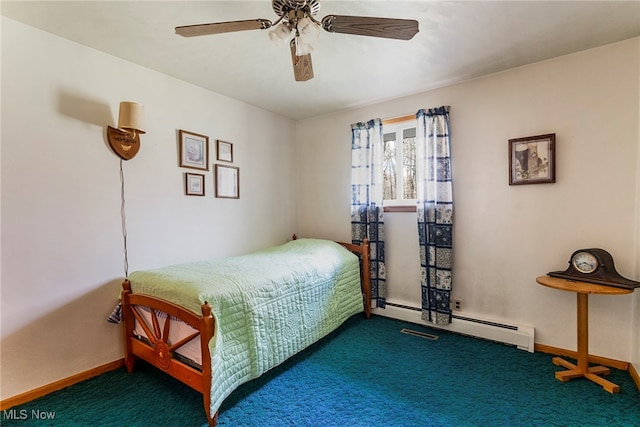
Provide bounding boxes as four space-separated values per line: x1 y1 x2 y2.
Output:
383 121 416 202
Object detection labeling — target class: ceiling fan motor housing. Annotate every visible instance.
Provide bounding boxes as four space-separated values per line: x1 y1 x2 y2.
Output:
272 0 321 18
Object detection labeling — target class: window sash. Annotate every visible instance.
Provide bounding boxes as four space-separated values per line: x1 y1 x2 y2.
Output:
383 119 417 203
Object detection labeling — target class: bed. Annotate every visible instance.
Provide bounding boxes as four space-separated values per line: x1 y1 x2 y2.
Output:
120 237 371 426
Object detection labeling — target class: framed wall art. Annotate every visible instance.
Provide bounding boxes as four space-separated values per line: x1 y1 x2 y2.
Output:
509 133 555 185
185 172 205 196
179 130 209 170
216 140 233 163
215 164 240 199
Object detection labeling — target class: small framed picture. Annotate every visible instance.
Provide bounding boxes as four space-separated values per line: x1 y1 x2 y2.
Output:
215 164 240 199
179 130 209 170
509 133 556 185
216 140 233 163
185 173 205 196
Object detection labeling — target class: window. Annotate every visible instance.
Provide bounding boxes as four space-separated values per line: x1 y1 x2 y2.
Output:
383 118 417 206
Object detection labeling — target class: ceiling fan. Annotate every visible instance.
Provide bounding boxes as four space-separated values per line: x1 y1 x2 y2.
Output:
175 0 419 82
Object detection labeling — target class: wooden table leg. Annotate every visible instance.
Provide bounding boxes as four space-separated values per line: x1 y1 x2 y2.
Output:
576 293 589 371
552 292 620 393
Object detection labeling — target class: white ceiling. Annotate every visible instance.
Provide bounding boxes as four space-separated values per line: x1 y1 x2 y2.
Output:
2 1 639 120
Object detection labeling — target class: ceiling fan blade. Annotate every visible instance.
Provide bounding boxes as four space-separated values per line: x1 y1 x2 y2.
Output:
290 40 314 82
321 15 419 40
176 19 272 37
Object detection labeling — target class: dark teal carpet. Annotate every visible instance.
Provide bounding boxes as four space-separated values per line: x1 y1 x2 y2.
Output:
4 315 639 426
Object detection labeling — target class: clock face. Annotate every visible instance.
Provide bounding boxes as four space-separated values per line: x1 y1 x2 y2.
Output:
572 251 598 274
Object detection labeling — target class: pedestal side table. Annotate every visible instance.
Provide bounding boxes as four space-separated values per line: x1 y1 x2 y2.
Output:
536 275 632 393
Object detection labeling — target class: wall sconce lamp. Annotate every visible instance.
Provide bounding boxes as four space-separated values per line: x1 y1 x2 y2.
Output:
107 101 146 160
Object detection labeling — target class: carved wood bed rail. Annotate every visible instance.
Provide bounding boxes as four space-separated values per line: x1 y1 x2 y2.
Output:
121 238 371 426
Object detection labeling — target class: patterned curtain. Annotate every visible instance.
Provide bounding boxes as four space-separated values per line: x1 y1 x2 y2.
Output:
350 119 386 309
416 107 453 325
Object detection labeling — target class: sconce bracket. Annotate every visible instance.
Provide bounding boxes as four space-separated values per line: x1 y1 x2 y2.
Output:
107 126 140 160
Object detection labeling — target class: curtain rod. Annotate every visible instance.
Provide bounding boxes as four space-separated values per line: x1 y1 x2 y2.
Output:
382 114 415 125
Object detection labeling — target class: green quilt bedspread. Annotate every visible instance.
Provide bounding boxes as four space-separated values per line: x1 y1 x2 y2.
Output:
128 238 364 416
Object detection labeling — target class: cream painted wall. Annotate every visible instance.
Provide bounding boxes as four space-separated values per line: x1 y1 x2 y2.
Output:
297 38 640 363
633 71 640 370
0 18 298 399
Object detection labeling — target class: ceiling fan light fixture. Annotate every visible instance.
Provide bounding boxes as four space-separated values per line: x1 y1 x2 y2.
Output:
297 17 320 42
295 38 314 56
268 22 293 44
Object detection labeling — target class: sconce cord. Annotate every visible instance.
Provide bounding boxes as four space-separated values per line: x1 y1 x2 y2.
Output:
120 159 129 278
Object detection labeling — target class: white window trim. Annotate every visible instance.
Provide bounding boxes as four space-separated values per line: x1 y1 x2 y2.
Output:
382 117 417 206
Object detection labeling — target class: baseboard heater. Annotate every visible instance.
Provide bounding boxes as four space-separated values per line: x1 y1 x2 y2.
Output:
373 302 535 353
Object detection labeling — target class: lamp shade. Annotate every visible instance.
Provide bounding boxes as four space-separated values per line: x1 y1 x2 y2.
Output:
118 101 146 134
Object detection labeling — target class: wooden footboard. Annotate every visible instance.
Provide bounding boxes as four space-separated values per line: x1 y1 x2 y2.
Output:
121 280 217 426
121 237 371 426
